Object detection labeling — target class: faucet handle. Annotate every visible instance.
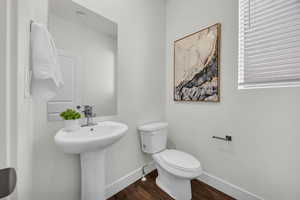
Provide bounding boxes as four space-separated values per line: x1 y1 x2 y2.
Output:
77 105 96 117
84 105 94 114
84 105 93 109
76 105 86 113
76 105 94 110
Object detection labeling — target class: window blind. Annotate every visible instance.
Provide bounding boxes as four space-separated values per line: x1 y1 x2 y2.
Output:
238 0 300 88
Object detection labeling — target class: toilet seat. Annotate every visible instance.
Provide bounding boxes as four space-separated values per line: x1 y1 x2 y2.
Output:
160 149 201 172
153 149 202 179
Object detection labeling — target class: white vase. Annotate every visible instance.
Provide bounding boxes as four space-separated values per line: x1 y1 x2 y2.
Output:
64 119 80 132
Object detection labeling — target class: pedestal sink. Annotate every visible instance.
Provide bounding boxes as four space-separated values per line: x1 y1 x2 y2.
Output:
55 121 128 200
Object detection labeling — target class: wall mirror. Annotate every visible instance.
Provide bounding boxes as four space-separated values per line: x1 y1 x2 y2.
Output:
47 0 118 120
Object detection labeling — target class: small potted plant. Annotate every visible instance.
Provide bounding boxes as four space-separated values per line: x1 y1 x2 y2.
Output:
60 109 81 131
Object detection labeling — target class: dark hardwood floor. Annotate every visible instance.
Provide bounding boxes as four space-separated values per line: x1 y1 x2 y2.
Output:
108 170 235 200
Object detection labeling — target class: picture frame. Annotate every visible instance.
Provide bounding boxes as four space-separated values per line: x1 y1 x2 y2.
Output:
174 23 221 102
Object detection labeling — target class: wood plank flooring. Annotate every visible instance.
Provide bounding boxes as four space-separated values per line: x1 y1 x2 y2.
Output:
108 170 235 200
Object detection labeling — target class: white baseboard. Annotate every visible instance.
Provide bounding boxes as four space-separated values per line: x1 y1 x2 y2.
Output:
105 164 264 200
105 162 156 199
198 171 265 200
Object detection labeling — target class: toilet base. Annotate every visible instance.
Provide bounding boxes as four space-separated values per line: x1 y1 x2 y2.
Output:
155 165 192 200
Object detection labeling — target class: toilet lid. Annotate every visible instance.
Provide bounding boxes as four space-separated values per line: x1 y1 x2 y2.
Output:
159 149 201 171
138 122 168 132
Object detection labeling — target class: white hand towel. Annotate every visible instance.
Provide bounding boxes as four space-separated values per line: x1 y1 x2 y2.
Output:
31 22 64 88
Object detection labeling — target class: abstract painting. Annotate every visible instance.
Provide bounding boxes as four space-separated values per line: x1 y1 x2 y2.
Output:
174 23 220 102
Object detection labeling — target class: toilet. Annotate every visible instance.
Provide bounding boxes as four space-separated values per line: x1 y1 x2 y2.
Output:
138 122 202 200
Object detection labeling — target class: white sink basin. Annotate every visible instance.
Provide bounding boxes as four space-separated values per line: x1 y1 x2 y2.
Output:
55 121 128 154
54 121 128 200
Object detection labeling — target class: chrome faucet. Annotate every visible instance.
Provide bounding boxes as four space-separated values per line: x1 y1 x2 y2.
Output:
77 105 97 127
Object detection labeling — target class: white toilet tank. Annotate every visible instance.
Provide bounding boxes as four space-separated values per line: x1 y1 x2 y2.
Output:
138 122 168 154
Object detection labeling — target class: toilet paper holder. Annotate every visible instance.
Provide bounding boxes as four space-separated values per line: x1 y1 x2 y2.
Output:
212 135 232 141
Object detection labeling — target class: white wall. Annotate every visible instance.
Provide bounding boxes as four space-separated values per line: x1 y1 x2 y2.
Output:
0 0 47 199
0 0 30 199
0 2 20 200
166 0 300 200
32 0 166 200
0 0 8 169
15 0 48 200
48 13 117 116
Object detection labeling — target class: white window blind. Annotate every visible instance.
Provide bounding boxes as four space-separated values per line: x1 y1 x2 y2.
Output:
238 0 300 89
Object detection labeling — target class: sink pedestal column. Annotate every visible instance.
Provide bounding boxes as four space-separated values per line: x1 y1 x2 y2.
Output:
80 149 106 200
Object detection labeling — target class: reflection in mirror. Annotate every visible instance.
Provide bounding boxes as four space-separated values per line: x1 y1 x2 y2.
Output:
48 0 117 118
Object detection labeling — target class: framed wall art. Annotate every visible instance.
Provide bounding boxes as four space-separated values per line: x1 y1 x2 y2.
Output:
174 23 221 102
